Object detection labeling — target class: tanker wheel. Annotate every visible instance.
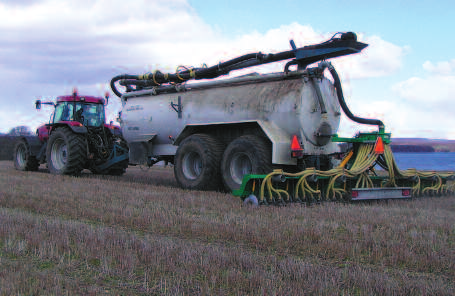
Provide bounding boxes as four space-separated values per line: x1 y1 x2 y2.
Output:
174 134 224 191
221 135 272 192
13 139 39 171
46 127 87 175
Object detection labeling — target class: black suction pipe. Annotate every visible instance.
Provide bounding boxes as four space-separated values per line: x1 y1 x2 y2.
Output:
110 32 368 98
319 61 384 129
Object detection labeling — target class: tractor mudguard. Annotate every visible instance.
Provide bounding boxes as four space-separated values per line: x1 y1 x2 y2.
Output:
50 123 88 135
68 125 88 134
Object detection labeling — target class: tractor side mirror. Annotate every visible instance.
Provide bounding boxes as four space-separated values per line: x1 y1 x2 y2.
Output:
104 92 109 105
35 100 41 110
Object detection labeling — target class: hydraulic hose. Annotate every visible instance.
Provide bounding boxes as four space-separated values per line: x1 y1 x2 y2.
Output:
110 32 368 98
319 61 384 129
110 74 142 98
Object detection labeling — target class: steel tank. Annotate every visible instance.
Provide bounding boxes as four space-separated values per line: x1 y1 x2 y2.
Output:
120 70 341 166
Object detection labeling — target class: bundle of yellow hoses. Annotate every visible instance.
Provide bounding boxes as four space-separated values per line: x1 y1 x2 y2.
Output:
258 143 455 203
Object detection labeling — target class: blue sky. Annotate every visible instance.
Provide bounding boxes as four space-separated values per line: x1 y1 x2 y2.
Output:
1 0 454 138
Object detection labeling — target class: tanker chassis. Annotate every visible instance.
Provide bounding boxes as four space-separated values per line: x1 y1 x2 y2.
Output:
111 32 455 202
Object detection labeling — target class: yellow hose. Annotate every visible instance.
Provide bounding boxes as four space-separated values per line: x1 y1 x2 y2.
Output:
256 142 455 203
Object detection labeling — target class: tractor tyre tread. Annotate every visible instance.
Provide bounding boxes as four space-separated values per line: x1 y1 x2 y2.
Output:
13 139 39 171
46 127 87 175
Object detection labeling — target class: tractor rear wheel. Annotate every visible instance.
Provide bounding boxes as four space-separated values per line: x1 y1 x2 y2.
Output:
46 127 87 175
14 139 39 171
174 134 224 191
221 135 272 192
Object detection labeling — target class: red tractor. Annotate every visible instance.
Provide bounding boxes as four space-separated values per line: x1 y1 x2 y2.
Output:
13 90 129 176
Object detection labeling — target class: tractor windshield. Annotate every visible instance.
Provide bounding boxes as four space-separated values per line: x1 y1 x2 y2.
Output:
54 102 105 127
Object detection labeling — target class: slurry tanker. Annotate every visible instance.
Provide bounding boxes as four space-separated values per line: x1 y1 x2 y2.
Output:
110 32 455 205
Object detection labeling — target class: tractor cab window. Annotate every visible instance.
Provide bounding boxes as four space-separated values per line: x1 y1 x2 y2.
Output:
74 103 104 127
54 102 74 122
53 102 104 126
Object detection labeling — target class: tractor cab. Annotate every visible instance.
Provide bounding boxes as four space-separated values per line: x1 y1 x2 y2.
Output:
35 90 110 142
53 96 106 127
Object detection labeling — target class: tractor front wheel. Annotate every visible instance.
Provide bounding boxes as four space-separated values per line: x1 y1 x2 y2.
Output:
46 127 87 175
13 139 39 171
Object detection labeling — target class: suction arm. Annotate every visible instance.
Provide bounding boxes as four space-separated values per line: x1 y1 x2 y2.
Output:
319 61 385 130
111 32 368 98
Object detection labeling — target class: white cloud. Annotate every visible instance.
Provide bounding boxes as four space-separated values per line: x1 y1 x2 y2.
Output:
0 0 217 133
393 67 455 106
0 0 210 79
387 59 455 138
0 1 408 135
333 34 406 79
0 106 51 134
177 23 406 80
337 97 455 139
422 59 455 75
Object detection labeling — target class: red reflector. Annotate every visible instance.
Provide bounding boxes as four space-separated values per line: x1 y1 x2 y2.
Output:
351 191 359 198
374 137 384 154
291 135 302 150
291 135 303 158
402 189 410 196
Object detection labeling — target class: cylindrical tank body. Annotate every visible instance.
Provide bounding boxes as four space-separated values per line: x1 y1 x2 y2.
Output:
120 70 341 166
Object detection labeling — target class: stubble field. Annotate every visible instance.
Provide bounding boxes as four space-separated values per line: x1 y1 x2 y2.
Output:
0 160 453 295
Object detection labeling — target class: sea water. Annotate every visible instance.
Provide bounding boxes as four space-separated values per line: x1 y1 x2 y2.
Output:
392 152 455 171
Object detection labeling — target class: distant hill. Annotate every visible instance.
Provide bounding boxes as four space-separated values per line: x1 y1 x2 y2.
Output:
391 138 455 152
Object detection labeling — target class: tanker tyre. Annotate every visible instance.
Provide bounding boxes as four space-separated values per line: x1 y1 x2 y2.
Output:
221 135 272 192
14 139 39 171
174 134 224 191
46 127 87 176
